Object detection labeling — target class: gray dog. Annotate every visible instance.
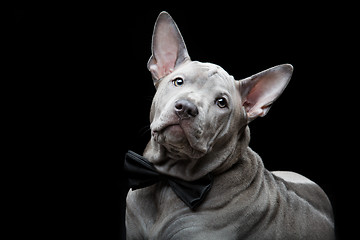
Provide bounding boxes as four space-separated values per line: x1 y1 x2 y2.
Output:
125 11 335 239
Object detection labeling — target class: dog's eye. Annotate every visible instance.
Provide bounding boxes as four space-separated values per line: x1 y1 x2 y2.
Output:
172 78 184 87
215 98 228 108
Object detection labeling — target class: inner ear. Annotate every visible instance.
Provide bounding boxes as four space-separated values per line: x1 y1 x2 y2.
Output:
147 11 190 83
239 64 293 122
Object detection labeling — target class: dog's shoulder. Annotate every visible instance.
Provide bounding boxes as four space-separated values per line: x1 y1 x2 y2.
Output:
271 171 334 222
272 171 315 185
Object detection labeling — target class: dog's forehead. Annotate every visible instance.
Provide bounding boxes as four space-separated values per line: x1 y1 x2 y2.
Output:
177 61 235 88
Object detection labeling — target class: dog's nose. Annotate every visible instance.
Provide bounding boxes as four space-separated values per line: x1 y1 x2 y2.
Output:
174 99 199 119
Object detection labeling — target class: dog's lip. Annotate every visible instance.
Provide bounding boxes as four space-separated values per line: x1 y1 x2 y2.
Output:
164 123 181 130
152 120 207 155
152 120 181 133
154 123 183 136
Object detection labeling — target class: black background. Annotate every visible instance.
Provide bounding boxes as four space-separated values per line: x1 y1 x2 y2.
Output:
14 2 355 239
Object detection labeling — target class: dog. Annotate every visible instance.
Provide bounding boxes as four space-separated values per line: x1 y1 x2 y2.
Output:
125 11 335 239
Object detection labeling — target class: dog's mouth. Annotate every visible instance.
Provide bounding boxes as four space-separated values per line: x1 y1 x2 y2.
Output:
152 122 186 144
152 121 207 158
163 123 184 136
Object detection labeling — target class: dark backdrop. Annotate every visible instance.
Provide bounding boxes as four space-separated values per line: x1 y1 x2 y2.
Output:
14 2 355 239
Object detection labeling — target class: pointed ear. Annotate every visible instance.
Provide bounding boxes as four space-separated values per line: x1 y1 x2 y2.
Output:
147 11 190 85
239 64 293 122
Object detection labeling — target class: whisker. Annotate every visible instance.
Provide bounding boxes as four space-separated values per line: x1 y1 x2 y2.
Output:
138 125 151 138
144 95 154 102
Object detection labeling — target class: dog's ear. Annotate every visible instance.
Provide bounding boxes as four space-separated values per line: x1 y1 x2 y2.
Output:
239 64 293 123
147 11 190 85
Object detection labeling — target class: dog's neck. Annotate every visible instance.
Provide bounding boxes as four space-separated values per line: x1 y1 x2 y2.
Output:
143 126 251 181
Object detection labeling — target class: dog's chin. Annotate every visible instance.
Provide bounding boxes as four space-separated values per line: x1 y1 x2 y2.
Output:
155 124 207 159
162 125 187 144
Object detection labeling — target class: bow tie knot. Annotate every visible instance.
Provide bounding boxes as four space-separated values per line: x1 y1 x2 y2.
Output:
124 151 213 210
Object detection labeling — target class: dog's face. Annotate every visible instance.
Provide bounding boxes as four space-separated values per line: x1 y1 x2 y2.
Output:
150 61 244 160
145 12 293 180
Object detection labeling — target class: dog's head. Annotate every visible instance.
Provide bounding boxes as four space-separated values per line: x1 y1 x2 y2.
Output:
144 12 293 180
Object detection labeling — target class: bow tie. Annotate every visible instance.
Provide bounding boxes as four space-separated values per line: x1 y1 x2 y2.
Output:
124 150 213 210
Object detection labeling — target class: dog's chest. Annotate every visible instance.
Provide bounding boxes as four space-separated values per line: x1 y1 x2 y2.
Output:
126 169 268 239
133 183 244 239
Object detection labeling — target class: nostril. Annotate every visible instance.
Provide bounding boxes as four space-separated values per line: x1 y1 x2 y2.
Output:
188 107 198 117
175 102 183 111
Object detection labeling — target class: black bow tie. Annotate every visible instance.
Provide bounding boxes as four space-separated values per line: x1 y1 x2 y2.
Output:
124 150 213 210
